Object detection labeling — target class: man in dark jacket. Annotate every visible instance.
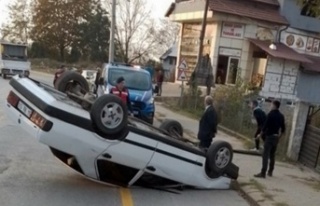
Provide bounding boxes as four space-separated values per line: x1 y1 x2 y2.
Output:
254 100 286 178
198 95 218 150
250 100 267 151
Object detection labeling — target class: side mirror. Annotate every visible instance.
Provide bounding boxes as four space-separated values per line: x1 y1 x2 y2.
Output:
98 77 105 85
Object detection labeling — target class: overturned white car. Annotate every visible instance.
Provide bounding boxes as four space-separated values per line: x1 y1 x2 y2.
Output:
4 75 239 190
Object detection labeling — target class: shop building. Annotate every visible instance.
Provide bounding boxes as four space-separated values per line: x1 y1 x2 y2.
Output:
165 0 319 101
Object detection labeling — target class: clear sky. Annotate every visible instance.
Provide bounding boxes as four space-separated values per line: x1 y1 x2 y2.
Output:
0 0 174 26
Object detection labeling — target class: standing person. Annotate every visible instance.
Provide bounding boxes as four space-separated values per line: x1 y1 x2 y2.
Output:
197 96 218 151
156 70 164 96
254 100 286 178
250 100 267 151
53 65 66 86
110 76 134 115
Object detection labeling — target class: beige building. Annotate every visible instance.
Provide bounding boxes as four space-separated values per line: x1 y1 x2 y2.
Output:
165 0 315 101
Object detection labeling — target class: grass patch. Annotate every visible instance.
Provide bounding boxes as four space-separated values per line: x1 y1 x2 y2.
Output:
287 175 320 191
272 188 285 193
262 193 274 201
249 179 266 193
273 202 289 206
238 182 252 187
249 179 275 201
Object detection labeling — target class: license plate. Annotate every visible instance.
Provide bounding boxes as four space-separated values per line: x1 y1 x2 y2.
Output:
17 101 33 118
133 111 139 115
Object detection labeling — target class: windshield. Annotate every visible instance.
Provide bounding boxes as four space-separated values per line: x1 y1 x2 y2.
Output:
108 68 151 91
1 44 27 61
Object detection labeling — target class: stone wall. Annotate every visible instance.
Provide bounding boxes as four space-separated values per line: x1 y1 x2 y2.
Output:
260 57 299 100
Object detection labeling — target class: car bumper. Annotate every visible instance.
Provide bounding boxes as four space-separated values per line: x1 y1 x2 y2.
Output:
2 69 29 76
4 101 40 140
132 110 154 123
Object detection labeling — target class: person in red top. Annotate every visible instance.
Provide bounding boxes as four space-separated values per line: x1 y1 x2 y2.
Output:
110 76 133 114
53 65 66 86
156 70 164 96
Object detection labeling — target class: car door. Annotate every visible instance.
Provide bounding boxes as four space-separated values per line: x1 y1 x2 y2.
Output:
96 132 158 186
145 141 202 185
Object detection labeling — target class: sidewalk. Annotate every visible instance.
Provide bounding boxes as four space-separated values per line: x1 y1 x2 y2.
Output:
155 102 320 206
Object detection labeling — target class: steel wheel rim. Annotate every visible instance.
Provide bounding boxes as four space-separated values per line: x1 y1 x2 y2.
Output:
215 147 231 169
100 102 124 129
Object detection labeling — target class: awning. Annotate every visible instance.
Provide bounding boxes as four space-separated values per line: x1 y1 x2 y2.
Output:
301 55 320 73
248 38 312 63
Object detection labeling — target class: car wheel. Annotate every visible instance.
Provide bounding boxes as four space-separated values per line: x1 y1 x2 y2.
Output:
206 141 233 175
90 94 128 135
2 74 6 79
145 117 154 125
55 71 89 95
159 119 183 138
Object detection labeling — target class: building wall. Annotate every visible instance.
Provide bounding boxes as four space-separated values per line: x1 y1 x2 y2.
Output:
260 57 299 100
162 57 176 71
162 57 177 82
280 27 320 57
296 71 320 104
174 12 277 84
278 0 320 33
210 13 276 82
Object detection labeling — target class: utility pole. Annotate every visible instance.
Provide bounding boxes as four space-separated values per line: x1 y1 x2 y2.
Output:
109 0 116 63
196 0 209 67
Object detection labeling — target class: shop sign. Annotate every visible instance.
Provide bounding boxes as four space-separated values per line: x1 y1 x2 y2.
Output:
219 47 242 57
221 22 244 39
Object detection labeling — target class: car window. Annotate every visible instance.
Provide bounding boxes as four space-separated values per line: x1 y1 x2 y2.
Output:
108 68 151 91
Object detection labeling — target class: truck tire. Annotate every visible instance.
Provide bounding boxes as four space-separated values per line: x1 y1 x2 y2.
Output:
159 119 183 138
206 141 233 175
55 71 89 94
90 94 128 135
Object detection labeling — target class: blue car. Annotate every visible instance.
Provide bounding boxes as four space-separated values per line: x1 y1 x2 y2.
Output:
101 63 155 124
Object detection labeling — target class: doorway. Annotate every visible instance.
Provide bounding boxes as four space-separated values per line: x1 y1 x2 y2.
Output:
216 55 240 84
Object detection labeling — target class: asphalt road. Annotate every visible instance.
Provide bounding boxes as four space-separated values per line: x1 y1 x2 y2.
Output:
0 71 249 206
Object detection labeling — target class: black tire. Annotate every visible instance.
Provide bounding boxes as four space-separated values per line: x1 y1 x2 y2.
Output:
2 74 6 79
55 71 89 94
145 118 154 125
206 141 233 175
224 163 239 180
159 119 183 138
90 94 128 135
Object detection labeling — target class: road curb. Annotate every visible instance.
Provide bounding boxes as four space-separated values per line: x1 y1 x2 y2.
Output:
232 181 260 206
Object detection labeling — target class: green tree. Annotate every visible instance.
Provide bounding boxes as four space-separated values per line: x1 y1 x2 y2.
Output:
76 3 110 62
1 0 31 43
297 0 320 17
31 0 96 61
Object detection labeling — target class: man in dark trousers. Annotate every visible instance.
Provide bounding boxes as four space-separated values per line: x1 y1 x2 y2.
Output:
250 100 267 151
254 100 286 178
197 96 218 150
110 76 133 115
